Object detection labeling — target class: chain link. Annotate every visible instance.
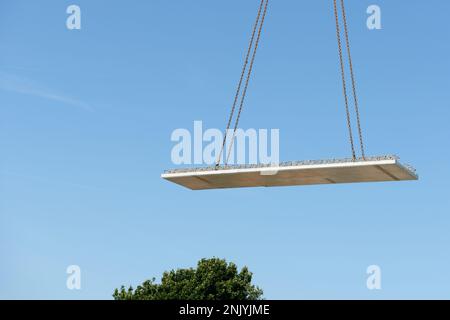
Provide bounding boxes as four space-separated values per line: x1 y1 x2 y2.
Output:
226 0 269 165
333 0 357 160
340 0 366 159
215 0 266 168
216 0 365 165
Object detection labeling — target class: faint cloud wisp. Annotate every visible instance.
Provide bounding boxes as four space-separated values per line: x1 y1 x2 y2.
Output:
0 72 93 112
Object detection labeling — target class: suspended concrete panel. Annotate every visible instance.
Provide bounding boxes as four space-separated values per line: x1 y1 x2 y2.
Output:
161 155 418 190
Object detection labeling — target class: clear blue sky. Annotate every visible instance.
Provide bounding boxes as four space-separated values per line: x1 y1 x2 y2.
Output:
1 0 449 299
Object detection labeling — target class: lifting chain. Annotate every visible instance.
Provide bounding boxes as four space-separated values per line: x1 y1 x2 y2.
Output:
216 0 269 168
333 0 366 160
216 0 366 167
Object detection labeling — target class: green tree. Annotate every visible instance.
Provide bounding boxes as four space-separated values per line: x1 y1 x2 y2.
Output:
113 258 263 300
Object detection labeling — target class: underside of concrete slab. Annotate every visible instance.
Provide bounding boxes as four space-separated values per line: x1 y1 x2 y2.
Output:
161 155 418 190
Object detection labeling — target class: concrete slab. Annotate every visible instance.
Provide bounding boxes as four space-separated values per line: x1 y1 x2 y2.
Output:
161 155 418 190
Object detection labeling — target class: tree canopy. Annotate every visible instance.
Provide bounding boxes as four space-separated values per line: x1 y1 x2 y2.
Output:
113 258 263 300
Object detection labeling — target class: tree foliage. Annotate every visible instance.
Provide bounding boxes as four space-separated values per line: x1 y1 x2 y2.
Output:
113 258 263 300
